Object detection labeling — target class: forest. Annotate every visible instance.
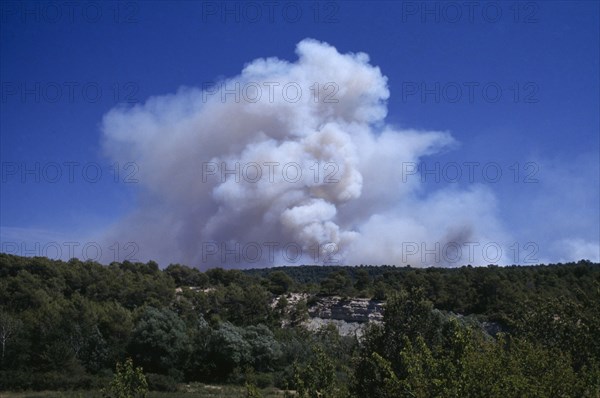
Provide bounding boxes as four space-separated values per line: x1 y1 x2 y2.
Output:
0 253 598 397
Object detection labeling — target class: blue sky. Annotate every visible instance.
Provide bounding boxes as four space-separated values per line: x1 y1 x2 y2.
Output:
1 1 598 267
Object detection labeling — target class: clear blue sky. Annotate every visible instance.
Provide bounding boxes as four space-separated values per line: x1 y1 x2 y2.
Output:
1 1 599 266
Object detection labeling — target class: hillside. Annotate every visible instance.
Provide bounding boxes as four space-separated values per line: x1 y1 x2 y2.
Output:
0 254 599 396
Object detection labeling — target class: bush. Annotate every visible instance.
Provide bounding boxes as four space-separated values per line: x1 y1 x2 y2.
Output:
254 372 273 388
37 371 98 390
0 370 33 390
272 368 295 390
102 358 148 398
245 382 263 398
146 373 177 392
0 370 104 391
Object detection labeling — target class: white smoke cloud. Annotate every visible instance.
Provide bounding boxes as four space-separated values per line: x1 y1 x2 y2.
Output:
559 239 600 263
99 39 511 268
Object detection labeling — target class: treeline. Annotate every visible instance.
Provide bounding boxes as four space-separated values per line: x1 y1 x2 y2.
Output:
0 253 598 396
246 262 600 325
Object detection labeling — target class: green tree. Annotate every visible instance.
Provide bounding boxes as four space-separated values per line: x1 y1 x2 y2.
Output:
103 357 148 398
354 268 371 292
128 307 190 376
320 271 353 296
294 346 344 398
165 264 208 287
207 322 251 380
290 299 309 327
381 289 443 361
268 271 294 295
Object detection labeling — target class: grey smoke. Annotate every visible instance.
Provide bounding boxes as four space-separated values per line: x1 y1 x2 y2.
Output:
100 39 510 268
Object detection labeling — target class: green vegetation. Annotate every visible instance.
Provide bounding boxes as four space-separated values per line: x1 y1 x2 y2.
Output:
0 253 598 396
102 358 148 398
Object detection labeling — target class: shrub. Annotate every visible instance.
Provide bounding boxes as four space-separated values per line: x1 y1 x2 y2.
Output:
102 358 148 398
254 372 274 388
245 382 263 398
145 373 177 392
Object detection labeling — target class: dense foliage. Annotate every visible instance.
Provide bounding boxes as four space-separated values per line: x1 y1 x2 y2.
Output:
0 253 598 396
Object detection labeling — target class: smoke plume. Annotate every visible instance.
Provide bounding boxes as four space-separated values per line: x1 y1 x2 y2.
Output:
100 39 509 268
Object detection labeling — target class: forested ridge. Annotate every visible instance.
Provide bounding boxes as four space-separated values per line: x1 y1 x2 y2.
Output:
0 253 599 397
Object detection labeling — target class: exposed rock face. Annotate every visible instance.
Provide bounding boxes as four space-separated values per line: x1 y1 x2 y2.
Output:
297 296 503 338
304 317 367 337
304 296 384 337
308 297 384 323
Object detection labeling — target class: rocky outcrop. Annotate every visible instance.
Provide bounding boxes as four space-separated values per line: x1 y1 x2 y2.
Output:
286 295 385 337
307 296 384 323
284 295 503 338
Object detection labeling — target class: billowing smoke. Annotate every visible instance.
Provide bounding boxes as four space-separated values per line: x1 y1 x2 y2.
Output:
100 39 509 268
